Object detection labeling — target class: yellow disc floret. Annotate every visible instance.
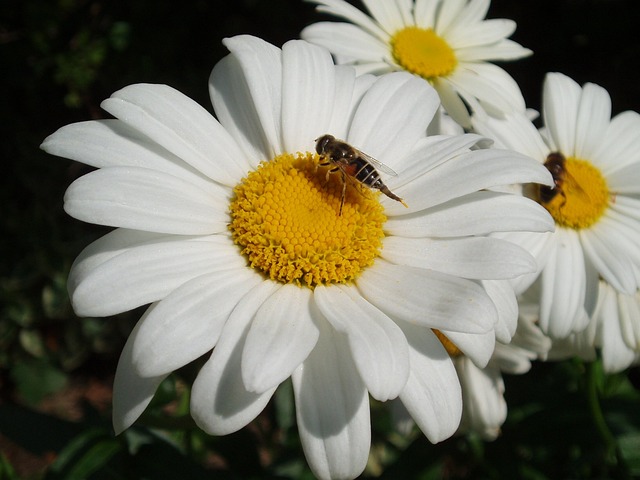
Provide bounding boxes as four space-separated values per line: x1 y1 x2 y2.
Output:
390 27 458 80
541 157 610 229
229 152 387 288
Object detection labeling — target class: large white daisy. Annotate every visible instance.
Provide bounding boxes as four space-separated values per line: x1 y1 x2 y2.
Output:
301 0 531 127
41 36 553 480
473 72 640 340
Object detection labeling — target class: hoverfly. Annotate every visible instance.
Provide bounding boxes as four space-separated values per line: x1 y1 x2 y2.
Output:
315 134 408 215
539 152 567 204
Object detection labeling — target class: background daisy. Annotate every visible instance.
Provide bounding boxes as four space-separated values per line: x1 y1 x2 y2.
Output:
473 72 640 339
301 0 532 127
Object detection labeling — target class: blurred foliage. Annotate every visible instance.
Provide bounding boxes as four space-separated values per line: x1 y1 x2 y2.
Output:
1 0 639 478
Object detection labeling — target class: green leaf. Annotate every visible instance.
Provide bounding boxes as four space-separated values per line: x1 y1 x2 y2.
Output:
10 358 67 405
618 432 640 475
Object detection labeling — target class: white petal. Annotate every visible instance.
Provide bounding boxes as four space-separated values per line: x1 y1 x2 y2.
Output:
397 321 462 443
112 319 169 434
281 40 335 153
433 77 473 128
382 236 537 280
242 285 319 393
301 22 390 63
542 72 582 156
191 281 281 435
292 320 370 480
208 55 269 166
483 279 518 343
448 63 526 115
64 166 229 234
69 234 244 317
100 84 248 186
471 112 549 160
314 284 409 401
539 229 589 338
308 0 390 42
384 149 552 216
580 222 637 295
595 283 636 373
361 0 409 32
221 35 283 156
348 72 439 171
41 120 224 194
607 162 640 194
449 18 514 49
132 268 263 377
592 111 640 175
456 358 506 440
574 82 611 159
357 260 497 334
439 329 495 368
385 190 553 238
619 290 640 349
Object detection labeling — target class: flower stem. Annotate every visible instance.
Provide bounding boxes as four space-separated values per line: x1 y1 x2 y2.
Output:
585 360 619 464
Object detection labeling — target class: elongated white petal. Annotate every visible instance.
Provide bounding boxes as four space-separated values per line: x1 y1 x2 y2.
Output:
314 284 409 401
221 35 283 156
301 22 390 63
242 285 319 393
543 73 581 156
595 283 636 373
539 229 589 338
101 84 248 186
385 190 553 237
483 279 518 343
64 166 229 234
574 82 611 159
448 19 516 49
580 221 638 295
112 318 169 434
382 236 537 280
357 261 497 334
41 120 225 195
471 112 549 160
397 321 462 443
439 329 495 368
132 268 263 377
281 40 335 153
348 72 439 170
361 0 408 32
449 63 525 115
384 149 552 216
191 281 281 435
69 234 244 316
592 111 640 175
308 0 390 41
292 321 370 480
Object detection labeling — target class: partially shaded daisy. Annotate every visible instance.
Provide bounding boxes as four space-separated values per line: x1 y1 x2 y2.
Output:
42 36 553 480
548 281 640 373
301 0 531 127
473 72 640 339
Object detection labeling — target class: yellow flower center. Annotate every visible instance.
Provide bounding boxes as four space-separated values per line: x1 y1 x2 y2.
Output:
229 152 387 287
433 329 463 357
390 27 458 80
539 155 610 229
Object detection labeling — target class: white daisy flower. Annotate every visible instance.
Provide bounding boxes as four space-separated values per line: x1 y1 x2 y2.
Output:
473 72 640 340
301 0 532 127
549 281 640 373
41 36 553 480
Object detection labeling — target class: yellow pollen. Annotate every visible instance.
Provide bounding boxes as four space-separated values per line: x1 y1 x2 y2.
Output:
229 152 387 288
433 329 463 357
540 157 610 229
390 26 458 80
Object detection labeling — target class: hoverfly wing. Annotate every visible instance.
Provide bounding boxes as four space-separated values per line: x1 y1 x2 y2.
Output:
353 148 398 177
